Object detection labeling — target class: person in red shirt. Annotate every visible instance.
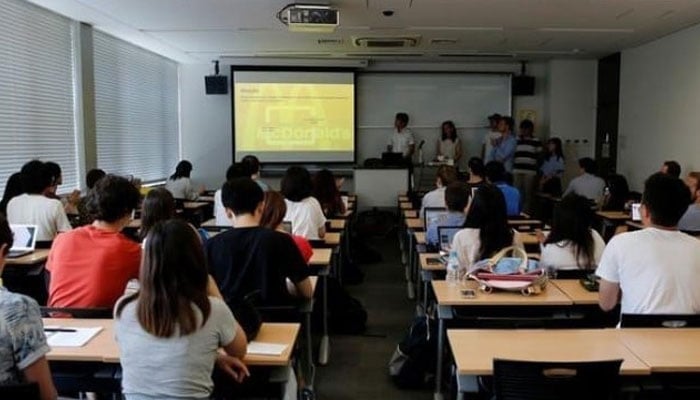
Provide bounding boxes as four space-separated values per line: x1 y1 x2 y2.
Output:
47 175 141 308
260 191 313 263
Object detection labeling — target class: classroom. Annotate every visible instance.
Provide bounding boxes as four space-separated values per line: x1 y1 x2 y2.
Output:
2 0 700 399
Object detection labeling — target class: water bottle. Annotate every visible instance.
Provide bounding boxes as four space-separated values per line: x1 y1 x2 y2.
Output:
446 250 460 285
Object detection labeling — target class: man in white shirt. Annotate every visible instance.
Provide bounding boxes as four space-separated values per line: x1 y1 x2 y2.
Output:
7 160 72 241
387 112 415 159
482 113 501 160
214 164 247 226
420 165 458 217
597 173 700 315
563 157 606 206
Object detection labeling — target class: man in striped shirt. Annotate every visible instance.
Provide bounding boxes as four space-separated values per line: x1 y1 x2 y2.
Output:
513 119 542 214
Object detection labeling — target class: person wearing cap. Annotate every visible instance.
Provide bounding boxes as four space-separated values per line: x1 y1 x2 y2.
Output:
482 113 502 160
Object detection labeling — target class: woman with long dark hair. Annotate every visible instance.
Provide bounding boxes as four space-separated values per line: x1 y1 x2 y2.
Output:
115 219 248 399
165 160 202 200
539 137 565 195
540 193 606 270
139 188 176 240
0 172 22 216
312 168 346 217
451 183 517 267
436 120 462 162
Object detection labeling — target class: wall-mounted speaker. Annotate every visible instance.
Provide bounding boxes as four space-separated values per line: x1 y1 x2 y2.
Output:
205 75 228 95
512 76 535 96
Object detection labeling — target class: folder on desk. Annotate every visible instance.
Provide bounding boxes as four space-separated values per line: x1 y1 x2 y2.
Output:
45 326 102 347
248 342 287 356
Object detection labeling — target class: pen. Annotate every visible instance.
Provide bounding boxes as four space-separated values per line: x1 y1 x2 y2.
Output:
44 328 77 333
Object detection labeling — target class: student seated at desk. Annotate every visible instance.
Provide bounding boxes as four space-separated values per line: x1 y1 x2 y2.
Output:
597 173 700 315
281 166 326 240
165 160 203 201
116 219 248 400
0 215 58 400
214 163 247 226
420 165 458 217
601 174 631 212
563 157 605 207
312 168 346 217
47 175 141 308
75 168 106 226
44 161 80 215
7 160 72 241
206 178 313 309
539 137 565 196
539 194 605 271
678 171 700 232
451 184 522 268
139 188 176 241
661 160 681 178
260 191 313 264
466 157 487 192
425 182 468 247
241 154 270 192
485 161 521 217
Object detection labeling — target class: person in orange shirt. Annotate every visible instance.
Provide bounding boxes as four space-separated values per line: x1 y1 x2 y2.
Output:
47 175 141 308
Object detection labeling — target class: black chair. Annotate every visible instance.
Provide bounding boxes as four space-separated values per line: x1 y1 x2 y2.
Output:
0 382 40 400
35 240 53 249
620 313 700 328
40 307 113 319
548 269 591 280
492 358 623 400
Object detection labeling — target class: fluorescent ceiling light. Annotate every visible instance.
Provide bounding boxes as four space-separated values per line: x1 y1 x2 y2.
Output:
408 26 504 31
538 28 634 33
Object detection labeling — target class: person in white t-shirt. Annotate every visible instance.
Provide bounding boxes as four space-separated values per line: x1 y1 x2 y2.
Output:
420 165 458 218
281 167 326 240
165 160 203 201
451 183 522 268
387 112 415 159
539 193 605 271
7 160 72 241
214 164 247 226
596 173 700 315
482 113 502 160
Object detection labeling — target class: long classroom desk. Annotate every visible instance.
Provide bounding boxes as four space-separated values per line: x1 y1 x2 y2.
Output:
308 247 333 365
448 328 651 396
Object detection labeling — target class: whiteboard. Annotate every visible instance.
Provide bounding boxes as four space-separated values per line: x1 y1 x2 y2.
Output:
356 73 511 169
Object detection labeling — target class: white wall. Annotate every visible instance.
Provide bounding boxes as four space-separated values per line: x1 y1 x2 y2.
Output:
179 64 232 188
619 23 700 190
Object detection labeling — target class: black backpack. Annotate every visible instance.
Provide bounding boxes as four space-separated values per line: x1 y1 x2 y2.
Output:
313 277 367 335
388 315 437 389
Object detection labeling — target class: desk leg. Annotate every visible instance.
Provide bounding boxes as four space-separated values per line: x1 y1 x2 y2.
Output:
407 232 416 300
318 273 330 365
305 311 315 387
434 316 445 400
423 280 429 314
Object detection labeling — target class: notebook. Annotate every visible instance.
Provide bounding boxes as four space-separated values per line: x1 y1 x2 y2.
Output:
8 224 37 258
631 203 641 222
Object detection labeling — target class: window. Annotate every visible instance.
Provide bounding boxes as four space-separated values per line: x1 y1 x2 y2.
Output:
93 31 179 183
0 0 79 191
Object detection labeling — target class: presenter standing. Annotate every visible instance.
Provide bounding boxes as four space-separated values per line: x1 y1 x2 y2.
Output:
387 112 415 161
436 120 462 163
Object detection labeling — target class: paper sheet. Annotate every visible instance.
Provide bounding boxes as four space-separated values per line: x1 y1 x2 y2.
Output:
247 341 288 356
45 326 103 347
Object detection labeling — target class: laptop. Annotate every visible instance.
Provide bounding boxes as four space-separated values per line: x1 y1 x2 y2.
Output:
438 226 462 253
631 203 641 222
8 224 38 258
423 207 448 233
281 221 293 234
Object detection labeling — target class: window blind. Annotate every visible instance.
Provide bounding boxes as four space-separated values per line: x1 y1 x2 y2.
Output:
0 0 79 191
93 31 179 183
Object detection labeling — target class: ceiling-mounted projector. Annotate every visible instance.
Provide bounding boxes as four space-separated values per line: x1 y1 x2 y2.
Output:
287 4 339 32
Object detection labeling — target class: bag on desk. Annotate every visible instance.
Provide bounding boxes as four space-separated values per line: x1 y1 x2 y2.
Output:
467 246 547 296
389 315 437 389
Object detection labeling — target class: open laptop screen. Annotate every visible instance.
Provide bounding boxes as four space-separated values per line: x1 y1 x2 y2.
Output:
438 226 461 252
10 224 37 251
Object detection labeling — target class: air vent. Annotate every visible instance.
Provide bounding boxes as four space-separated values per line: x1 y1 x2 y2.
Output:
317 38 343 45
353 36 420 48
430 38 458 45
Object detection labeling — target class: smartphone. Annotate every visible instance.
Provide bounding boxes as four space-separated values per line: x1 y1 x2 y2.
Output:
460 289 477 298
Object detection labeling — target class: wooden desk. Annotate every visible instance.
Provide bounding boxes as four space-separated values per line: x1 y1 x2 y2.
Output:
619 328 700 373
551 279 599 305
198 195 215 203
398 195 409 203
517 231 540 246
328 219 346 231
420 253 445 273
244 323 300 367
448 329 649 393
128 219 141 229
404 209 418 219
183 201 209 210
414 231 426 245
405 218 424 230
400 202 412 210
201 218 217 227
597 211 631 221
6 249 50 266
508 219 543 228
309 248 332 266
323 232 341 246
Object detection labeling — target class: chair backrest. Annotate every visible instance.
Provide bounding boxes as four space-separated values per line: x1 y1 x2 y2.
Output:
41 307 113 319
0 382 40 400
620 313 700 328
493 358 623 400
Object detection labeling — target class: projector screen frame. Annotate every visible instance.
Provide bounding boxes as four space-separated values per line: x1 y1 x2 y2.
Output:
230 65 358 165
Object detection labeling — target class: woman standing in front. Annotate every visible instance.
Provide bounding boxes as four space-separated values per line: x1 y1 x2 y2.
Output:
436 120 463 163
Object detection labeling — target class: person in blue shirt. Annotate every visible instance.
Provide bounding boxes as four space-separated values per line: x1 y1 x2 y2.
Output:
487 116 517 172
485 161 521 217
426 181 469 247
539 137 565 195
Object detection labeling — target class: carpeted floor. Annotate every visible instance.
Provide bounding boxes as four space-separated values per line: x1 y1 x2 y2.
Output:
315 235 431 400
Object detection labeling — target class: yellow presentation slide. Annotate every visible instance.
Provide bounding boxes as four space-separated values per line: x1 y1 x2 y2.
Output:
235 82 354 152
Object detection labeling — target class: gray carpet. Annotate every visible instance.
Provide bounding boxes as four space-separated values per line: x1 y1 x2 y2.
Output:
315 236 431 400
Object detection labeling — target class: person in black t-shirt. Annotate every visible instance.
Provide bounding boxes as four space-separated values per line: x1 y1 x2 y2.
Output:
205 178 313 307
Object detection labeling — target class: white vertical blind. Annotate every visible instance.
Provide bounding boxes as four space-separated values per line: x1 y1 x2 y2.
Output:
93 31 179 182
0 0 79 191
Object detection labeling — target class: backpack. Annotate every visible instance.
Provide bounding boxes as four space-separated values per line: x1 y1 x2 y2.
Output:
388 315 437 389
313 277 367 334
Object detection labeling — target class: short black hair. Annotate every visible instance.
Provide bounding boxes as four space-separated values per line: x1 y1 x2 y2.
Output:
85 168 106 189
87 175 141 223
281 166 313 202
0 215 13 256
170 160 193 180
468 157 485 178
578 157 598 175
20 160 52 194
225 163 247 181
395 112 409 125
241 155 261 176
663 161 681 178
485 161 507 183
501 116 515 131
642 172 691 228
445 182 470 212
221 177 263 216
44 162 62 184
519 119 534 131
